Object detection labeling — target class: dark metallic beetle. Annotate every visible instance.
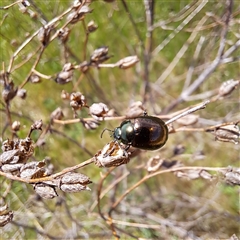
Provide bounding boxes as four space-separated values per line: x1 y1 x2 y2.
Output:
112 115 168 150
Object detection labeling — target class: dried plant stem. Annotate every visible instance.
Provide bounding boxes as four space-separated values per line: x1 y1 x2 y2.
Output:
155 15 208 85
53 116 126 125
152 1 208 56
109 166 227 214
165 100 210 125
0 0 22 10
0 158 95 184
19 46 45 89
90 170 130 212
31 69 52 80
6 3 77 73
175 120 240 133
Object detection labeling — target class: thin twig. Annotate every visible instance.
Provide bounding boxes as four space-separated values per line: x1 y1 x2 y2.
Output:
165 100 210 125
152 1 208 56
0 0 22 10
109 166 227 214
0 158 95 184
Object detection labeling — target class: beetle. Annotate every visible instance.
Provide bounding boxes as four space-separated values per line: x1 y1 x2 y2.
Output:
102 113 168 150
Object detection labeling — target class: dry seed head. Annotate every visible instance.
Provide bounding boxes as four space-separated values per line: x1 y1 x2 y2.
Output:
58 28 70 43
34 183 58 199
2 81 18 104
51 107 64 120
175 169 213 180
125 101 145 118
31 120 43 131
95 141 130 167
59 172 92 185
19 160 46 179
55 63 73 84
29 74 41 83
1 163 24 173
82 119 99 130
38 27 51 46
87 20 98 33
70 92 87 111
17 89 27 99
117 55 139 69
68 5 92 24
60 183 91 193
1 139 14 152
89 102 109 120
218 79 239 97
0 149 20 164
11 121 21 132
221 167 240 186
0 207 13 227
90 46 110 64
61 90 70 100
214 124 240 144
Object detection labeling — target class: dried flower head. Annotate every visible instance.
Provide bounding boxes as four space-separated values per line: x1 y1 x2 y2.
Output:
218 79 239 97
0 204 13 227
51 107 64 120
0 149 19 165
58 28 70 43
20 160 47 179
17 137 35 161
61 90 70 100
2 81 18 104
17 89 27 99
89 102 109 120
81 119 100 130
12 121 21 132
58 172 92 193
67 5 92 24
117 55 139 69
29 74 41 83
95 141 130 168
213 124 240 144
90 47 111 65
70 92 87 111
1 163 24 174
34 183 58 199
1 139 14 152
175 169 214 181
221 167 240 186
87 20 98 33
55 63 73 84
125 101 145 118
1 137 35 167
38 27 51 46
31 119 43 131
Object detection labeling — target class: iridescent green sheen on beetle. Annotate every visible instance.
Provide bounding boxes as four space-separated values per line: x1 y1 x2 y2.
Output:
113 115 168 150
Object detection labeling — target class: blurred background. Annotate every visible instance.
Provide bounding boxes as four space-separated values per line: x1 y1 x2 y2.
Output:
0 0 239 239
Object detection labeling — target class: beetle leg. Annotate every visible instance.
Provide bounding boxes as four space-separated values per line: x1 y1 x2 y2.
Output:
124 144 131 151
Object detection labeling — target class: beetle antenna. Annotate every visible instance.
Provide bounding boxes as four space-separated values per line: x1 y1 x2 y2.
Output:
101 128 113 138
